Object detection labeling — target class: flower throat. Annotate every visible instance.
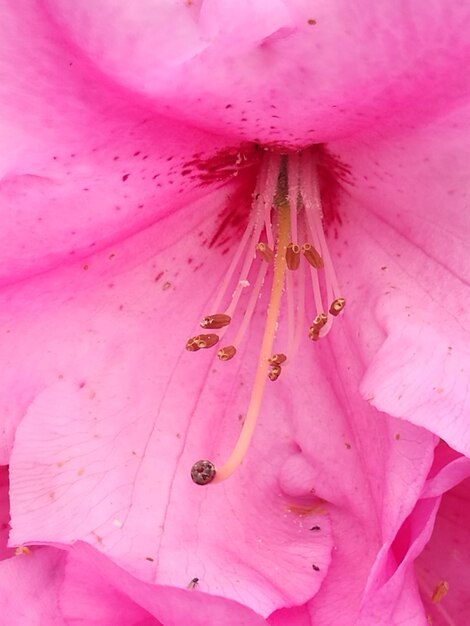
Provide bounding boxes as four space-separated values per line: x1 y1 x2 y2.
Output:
187 148 345 486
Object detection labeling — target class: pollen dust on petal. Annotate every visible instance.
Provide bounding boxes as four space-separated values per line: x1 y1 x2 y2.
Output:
286 500 327 516
431 580 449 603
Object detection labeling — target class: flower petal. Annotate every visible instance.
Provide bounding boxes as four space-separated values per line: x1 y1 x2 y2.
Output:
417 476 470 625
0 0 244 284
7 198 332 616
357 497 439 626
44 1 470 144
283 320 436 624
0 547 67 625
0 466 14 560
62 542 268 626
324 105 470 455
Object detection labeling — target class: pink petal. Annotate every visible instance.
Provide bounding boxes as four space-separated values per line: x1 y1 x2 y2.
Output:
0 466 14 560
353 443 470 624
62 542 268 626
7 200 332 616
356 497 440 625
62 545 163 626
324 105 470 454
417 476 470 625
0 547 67 625
268 605 311 626
44 1 470 143
0 0 245 285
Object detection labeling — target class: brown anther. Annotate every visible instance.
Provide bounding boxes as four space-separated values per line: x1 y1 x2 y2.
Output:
255 242 274 263
269 353 287 365
186 334 219 351
268 364 282 381
196 333 219 349
308 313 328 341
200 313 231 329
312 313 328 330
191 459 216 485
217 345 237 361
329 297 346 316
186 337 201 352
308 328 321 342
302 243 324 269
286 242 301 270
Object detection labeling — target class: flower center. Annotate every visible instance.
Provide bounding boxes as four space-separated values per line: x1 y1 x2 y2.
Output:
187 147 345 485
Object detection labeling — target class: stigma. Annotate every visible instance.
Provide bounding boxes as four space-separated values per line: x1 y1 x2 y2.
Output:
187 148 345 485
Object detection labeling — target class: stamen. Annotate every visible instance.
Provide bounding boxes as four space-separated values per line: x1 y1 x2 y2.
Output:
200 314 231 329
285 267 295 357
301 243 324 269
209 208 258 315
292 253 306 357
286 243 301 270
217 345 237 361
262 153 281 249
300 151 342 299
329 297 346 316
308 257 325 321
186 334 219 351
230 262 268 351
209 157 273 316
308 313 328 342
256 242 274 263
269 353 287 365
287 151 300 244
268 364 282 381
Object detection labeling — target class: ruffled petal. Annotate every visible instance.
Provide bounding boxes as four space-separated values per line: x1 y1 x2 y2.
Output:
282 320 436 624
416 474 470 625
324 104 470 454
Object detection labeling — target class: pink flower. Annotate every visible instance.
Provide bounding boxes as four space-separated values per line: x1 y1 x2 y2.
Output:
1 1 470 624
